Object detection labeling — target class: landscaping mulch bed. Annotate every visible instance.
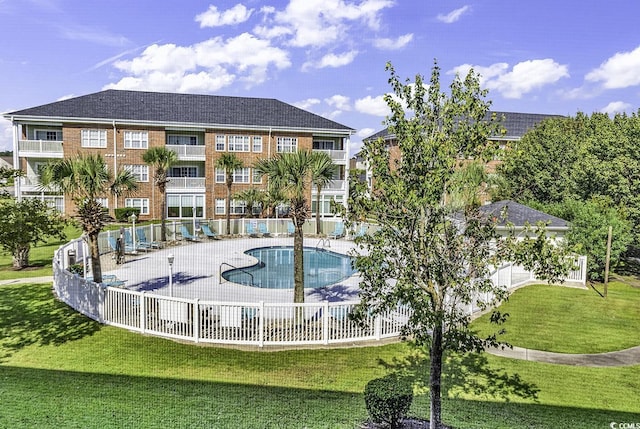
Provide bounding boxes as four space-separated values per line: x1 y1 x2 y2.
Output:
360 417 453 428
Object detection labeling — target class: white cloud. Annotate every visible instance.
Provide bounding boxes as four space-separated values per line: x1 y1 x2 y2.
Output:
437 5 471 24
195 4 254 28
325 95 351 111
449 59 569 99
57 94 75 101
106 34 291 93
292 98 321 110
303 50 358 70
57 24 130 47
586 45 640 89
373 33 413 50
355 95 390 116
357 127 376 138
600 101 632 115
264 0 394 48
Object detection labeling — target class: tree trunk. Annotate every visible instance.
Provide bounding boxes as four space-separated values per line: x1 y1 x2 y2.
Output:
160 189 167 242
226 183 232 235
430 322 444 429
293 222 305 303
13 245 30 269
315 186 322 235
88 233 102 283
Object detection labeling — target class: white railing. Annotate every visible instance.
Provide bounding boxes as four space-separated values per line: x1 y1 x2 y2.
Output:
166 144 206 158
18 140 64 154
315 149 347 163
53 223 587 347
166 177 206 189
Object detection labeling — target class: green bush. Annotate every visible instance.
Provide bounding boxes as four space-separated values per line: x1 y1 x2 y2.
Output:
114 208 141 222
364 374 413 429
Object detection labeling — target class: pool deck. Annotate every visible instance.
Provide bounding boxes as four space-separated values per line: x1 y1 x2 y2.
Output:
101 237 362 304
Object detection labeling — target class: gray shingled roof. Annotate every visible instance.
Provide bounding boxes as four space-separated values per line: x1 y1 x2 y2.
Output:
479 200 569 229
6 89 354 132
363 111 563 142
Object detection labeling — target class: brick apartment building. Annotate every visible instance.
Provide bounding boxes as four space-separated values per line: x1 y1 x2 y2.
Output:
3 90 354 222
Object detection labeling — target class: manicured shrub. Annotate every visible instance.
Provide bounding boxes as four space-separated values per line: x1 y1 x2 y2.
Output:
364 374 413 429
114 208 141 222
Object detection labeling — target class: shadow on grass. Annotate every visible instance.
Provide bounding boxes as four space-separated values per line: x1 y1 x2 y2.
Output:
0 365 638 429
128 271 211 292
0 283 100 362
377 347 540 402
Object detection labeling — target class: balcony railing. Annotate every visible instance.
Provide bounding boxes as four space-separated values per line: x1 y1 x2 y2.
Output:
315 149 347 162
166 177 206 189
315 180 345 192
18 140 64 156
166 144 205 159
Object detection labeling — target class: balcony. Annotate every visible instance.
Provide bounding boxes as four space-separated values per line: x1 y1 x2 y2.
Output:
18 140 64 158
314 180 346 193
166 177 206 191
314 149 347 163
166 144 205 160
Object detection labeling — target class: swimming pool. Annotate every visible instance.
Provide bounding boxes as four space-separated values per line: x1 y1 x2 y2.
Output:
222 246 357 289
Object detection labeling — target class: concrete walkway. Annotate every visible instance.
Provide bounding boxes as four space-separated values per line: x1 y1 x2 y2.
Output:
486 344 640 367
0 276 54 286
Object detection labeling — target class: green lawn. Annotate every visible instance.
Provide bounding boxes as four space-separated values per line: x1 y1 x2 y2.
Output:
1 282 639 428
472 282 640 353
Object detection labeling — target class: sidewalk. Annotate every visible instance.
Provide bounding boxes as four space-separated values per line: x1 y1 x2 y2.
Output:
486 344 640 367
0 276 53 286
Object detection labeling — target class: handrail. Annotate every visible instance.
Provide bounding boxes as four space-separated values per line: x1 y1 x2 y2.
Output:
316 238 331 249
219 262 255 286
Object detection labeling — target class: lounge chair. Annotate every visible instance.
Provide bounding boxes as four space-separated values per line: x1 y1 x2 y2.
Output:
180 225 199 241
136 228 161 249
246 223 260 237
287 221 295 236
108 236 135 255
201 224 219 239
258 223 271 237
328 222 345 239
353 225 367 239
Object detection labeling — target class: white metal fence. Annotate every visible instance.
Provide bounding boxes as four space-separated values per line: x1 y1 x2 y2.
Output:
53 223 587 347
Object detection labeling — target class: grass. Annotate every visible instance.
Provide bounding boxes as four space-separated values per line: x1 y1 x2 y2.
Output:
472 282 640 353
1 282 639 428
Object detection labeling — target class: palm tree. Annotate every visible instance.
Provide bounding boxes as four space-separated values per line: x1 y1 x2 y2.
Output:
234 188 265 218
310 151 337 235
254 150 316 303
39 154 138 283
215 153 244 235
142 147 178 242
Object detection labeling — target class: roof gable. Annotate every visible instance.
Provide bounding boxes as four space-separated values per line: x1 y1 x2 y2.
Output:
6 90 354 132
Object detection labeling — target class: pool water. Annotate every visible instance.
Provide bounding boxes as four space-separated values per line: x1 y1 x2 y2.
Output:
222 246 357 289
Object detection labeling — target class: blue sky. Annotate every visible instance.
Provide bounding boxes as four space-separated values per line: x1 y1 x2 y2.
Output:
2 0 640 154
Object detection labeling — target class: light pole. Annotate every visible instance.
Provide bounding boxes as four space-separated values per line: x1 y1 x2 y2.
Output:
130 213 137 253
167 254 174 297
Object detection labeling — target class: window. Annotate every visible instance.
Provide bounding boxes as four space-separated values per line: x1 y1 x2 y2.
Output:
252 136 263 153
215 135 225 151
95 198 109 208
215 198 226 215
167 135 198 145
313 140 335 150
169 166 198 177
81 129 107 148
277 137 297 153
230 199 247 215
228 135 250 152
215 168 226 183
252 169 262 184
124 131 148 149
125 165 149 182
34 130 62 141
125 198 149 215
233 168 250 184
311 195 343 216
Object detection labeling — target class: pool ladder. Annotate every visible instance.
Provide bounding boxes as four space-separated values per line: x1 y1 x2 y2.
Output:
316 238 331 250
219 262 255 287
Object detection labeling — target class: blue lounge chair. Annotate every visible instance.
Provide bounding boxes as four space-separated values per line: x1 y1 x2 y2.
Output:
354 225 367 239
258 223 271 237
108 236 135 254
287 222 295 236
246 223 260 237
136 228 160 249
181 225 199 241
201 224 219 239
328 222 345 239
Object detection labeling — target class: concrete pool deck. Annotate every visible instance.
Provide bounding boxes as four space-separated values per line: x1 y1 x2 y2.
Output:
101 237 362 304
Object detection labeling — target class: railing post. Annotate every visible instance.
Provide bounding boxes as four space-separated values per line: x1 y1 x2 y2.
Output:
375 313 382 340
259 301 265 347
140 292 146 333
194 299 200 343
323 301 329 345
